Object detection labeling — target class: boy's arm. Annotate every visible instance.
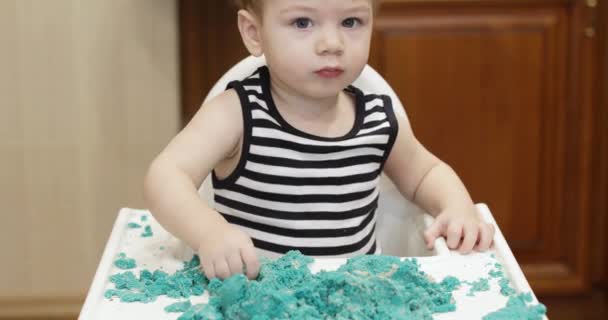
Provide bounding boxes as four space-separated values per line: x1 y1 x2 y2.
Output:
144 89 259 279
383 112 494 253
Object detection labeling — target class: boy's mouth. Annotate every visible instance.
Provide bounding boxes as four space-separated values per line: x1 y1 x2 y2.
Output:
315 67 344 79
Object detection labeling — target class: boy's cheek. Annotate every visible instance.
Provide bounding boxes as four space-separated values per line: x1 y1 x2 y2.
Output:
272 48 311 68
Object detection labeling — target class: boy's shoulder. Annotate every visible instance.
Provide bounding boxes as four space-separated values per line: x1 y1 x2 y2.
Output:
201 66 267 123
202 88 241 115
193 88 243 137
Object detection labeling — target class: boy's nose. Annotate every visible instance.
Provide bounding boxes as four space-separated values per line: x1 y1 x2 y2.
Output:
316 28 344 56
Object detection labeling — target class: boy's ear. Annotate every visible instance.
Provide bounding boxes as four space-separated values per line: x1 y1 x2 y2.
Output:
237 9 263 57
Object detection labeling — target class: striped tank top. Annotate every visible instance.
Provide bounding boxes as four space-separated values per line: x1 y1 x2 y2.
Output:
212 66 399 258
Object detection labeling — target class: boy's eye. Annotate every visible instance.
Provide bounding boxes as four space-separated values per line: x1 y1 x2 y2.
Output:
292 17 312 29
342 17 362 28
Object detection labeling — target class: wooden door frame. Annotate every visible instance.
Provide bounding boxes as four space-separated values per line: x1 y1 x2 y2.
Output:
179 0 208 126
597 0 608 287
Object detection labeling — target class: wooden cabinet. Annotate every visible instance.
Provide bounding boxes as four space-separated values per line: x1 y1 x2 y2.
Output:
370 0 599 295
179 0 605 295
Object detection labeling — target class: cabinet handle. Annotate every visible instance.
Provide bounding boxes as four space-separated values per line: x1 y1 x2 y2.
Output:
584 0 597 38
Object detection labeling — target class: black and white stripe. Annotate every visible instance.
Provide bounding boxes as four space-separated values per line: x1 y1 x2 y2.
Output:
212 66 398 258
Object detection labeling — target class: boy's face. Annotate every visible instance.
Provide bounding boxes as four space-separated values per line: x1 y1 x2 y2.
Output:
256 0 373 98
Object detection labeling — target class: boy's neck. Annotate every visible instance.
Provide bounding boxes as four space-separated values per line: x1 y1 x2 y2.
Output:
269 77 343 121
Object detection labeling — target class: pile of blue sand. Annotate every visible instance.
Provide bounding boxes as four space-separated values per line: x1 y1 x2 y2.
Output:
104 248 547 319
176 251 460 320
114 252 137 270
104 255 206 303
482 293 547 320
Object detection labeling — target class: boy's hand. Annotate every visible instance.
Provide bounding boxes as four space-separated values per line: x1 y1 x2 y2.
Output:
423 206 495 254
197 221 260 280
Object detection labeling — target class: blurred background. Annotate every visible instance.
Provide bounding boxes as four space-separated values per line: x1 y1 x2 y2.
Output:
0 0 606 319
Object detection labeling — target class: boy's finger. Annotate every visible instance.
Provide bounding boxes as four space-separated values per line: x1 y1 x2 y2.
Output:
476 224 494 251
446 223 463 249
424 220 442 249
228 252 244 275
214 259 231 280
241 246 260 280
424 216 445 249
459 224 477 254
202 260 216 280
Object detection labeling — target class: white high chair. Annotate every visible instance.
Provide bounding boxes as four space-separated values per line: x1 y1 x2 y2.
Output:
197 55 432 257
79 55 548 320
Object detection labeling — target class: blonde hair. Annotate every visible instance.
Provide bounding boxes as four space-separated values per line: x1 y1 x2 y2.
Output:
233 0 380 16
233 0 263 15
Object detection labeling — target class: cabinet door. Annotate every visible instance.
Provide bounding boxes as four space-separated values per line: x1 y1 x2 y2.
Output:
179 0 602 295
369 0 599 294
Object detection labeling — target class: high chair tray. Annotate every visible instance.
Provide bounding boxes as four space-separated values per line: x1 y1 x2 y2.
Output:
80 204 546 319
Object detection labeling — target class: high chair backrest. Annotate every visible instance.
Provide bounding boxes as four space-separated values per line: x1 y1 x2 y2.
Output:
198 55 429 257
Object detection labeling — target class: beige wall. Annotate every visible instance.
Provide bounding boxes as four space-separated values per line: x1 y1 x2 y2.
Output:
0 0 179 317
